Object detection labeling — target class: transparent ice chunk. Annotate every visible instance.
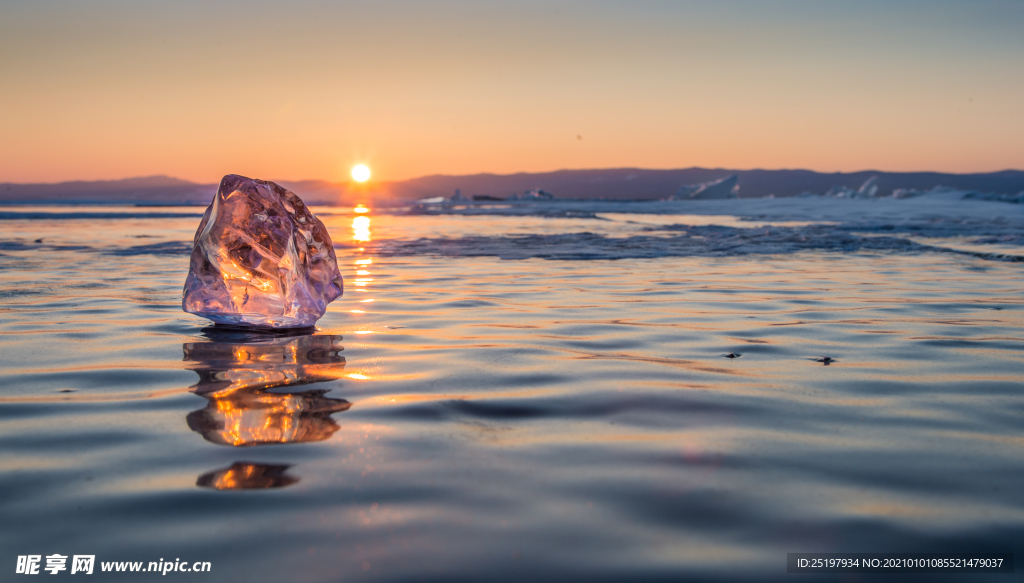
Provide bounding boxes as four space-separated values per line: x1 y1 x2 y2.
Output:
182 174 343 328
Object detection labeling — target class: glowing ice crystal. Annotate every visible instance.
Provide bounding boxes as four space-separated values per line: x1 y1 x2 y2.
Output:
182 175 343 328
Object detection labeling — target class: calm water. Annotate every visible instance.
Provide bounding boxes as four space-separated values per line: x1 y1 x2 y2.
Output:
1 205 1022 581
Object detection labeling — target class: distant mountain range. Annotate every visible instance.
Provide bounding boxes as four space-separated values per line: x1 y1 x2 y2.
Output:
0 175 216 205
3 168 1023 205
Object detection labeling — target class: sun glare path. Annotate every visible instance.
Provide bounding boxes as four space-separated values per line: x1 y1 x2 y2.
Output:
349 209 376 331
352 215 371 243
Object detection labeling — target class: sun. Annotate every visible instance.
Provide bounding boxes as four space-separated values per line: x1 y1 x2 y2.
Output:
351 164 371 182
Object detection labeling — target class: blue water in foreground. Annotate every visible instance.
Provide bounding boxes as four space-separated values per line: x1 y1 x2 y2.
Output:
1 201 1022 581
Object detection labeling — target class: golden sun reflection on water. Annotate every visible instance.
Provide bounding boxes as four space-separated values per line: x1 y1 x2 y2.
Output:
348 211 378 352
352 215 371 243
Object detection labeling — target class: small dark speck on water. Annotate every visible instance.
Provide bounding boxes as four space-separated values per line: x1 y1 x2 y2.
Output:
723 353 741 359
812 356 835 365
35 238 44 243
57 389 77 393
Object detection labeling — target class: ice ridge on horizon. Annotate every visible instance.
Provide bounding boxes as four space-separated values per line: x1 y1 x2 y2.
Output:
365 224 1024 262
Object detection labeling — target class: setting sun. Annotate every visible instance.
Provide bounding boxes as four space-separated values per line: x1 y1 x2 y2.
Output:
351 164 371 182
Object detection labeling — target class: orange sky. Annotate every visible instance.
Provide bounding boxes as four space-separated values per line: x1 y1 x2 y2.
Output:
2 1 1022 184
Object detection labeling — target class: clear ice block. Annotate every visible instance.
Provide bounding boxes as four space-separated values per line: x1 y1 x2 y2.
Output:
182 174 343 328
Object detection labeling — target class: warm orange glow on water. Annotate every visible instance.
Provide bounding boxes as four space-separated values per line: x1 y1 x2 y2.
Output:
354 205 370 213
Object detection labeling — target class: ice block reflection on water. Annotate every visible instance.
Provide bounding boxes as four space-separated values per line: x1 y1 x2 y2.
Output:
183 330 351 448
196 462 299 490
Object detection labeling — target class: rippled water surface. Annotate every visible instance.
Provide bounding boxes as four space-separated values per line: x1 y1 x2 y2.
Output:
1 206 1022 581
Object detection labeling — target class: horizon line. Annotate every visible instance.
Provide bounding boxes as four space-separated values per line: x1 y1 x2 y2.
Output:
4 165 1024 187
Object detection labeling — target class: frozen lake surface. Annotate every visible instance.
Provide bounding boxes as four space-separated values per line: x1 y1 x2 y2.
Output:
1 195 1022 581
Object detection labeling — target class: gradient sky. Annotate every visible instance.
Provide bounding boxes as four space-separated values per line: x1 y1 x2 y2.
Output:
2 0 1023 183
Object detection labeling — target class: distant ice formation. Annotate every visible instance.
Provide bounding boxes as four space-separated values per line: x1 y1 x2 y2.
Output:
524 188 555 200
8 188 1022 267
444 187 554 203
368 222 1024 262
673 175 739 200
387 190 1024 262
962 190 1024 204
825 183 1023 203
824 176 879 198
